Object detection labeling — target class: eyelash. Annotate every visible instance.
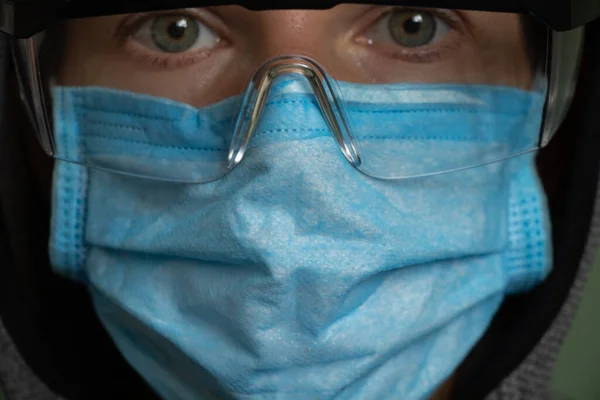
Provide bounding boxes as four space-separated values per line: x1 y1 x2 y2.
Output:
125 47 213 70
118 11 225 70
357 7 465 64
118 8 465 70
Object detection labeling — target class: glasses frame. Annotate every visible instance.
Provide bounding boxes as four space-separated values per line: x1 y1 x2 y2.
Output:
9 12 585 182
0 0 598 38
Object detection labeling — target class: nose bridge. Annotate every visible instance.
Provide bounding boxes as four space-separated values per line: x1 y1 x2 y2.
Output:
250 10 336 63
245 10 371 85
226 57 361 171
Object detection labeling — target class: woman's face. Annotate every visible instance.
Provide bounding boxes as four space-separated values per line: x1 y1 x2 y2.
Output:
57 6 533 107
20 7 543 400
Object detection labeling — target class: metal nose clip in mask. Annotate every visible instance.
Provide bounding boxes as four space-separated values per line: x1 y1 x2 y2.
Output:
49 56 552 400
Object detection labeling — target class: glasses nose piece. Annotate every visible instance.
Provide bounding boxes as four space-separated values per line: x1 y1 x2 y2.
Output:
226 56 361 171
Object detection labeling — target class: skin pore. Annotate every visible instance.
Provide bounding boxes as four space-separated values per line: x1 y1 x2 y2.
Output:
56 6 532 106
26 6 535 400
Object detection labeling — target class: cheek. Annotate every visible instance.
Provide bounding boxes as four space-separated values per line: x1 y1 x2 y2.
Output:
468 47 533 89
484 38 532 89
58 20 115 86
472 14 534 89
58 44 248 106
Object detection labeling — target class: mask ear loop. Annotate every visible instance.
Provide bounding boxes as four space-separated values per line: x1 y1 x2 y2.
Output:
227 55 361 171
539 26 585 147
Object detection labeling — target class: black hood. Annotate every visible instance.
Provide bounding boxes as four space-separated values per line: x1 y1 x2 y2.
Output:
1 20 600 400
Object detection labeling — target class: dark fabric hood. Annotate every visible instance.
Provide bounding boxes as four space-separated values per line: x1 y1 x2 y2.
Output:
1 20 600 400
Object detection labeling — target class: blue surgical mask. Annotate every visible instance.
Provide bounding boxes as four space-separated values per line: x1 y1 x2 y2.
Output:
49 78 551 400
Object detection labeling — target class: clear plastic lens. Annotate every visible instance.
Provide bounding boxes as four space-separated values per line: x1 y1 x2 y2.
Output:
12 6 583 183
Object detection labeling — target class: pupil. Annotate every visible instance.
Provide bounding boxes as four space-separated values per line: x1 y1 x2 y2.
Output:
403 14 423 35
167 19 188 39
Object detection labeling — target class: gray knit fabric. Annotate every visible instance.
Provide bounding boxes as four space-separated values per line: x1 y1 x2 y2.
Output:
0 33 60 400
0 33 598 400
0 322 62 400
486 176 600 400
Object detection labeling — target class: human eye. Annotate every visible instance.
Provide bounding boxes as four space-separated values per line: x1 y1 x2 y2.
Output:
356 8 464 63
120 10 225 69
